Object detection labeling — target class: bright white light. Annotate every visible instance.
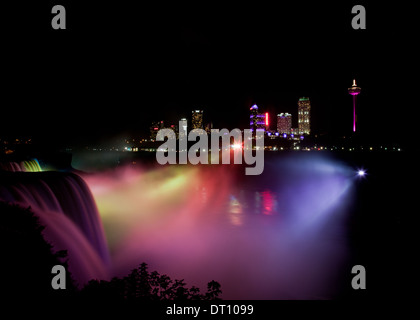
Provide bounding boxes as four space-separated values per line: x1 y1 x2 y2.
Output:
231 143 242 150
357 170 366 177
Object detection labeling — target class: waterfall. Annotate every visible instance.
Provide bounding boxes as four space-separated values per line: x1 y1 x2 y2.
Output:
0 171 110 286
0 159 42 172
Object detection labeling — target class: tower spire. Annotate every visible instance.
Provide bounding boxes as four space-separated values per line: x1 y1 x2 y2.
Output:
348 79 361 132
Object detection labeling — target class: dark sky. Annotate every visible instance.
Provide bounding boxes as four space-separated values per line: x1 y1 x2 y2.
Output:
1 1 413 147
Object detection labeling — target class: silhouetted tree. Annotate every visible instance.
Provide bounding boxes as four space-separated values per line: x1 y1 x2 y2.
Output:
205 280 222 300
188 286 202 300
138 262 152 298
81 262 222 300
170 279 189 300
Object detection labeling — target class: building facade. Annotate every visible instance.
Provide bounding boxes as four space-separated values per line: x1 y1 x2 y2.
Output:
179 118 188 140
250 105 266 132
297 97 311 135
277 113 292 134
192 110 204 129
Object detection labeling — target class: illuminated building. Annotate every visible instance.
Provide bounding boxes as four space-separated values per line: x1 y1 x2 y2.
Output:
205 122 213 134
166 123 179 139
249 105 266 132
298 97 311 135
348 79 361 132
265 112 269 130
277 113 292 134
250 105 258 129
179 118 188 140
150 120 164 140
192 110 204 129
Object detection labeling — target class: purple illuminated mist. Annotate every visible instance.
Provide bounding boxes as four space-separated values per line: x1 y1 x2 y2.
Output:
0 153 356 299
82 153 355 299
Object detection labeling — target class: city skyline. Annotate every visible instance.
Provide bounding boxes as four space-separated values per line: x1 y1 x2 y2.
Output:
152 95 313 140
1 2 409 149
0 78 400 151
0 66 407 149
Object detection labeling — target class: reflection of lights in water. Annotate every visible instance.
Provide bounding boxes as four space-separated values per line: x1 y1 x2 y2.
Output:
229 195 243 226
253 191 278 216
261 190 277 215
201 187 208 205
254 191 260 214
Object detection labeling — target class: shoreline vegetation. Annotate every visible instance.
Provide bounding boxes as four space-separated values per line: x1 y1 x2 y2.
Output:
0 202 222 302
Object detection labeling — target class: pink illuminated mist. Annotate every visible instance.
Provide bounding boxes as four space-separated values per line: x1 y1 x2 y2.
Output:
0 153 357 298
80 154 355 299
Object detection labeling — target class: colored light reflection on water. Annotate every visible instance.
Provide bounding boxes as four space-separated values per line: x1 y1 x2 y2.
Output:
82 153 354 299
261 190 277 215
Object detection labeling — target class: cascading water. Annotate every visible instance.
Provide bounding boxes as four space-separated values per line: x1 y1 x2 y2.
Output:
0 171 110 286
0 159 42 172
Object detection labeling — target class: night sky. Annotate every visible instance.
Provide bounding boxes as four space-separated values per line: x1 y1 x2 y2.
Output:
1 2 412 147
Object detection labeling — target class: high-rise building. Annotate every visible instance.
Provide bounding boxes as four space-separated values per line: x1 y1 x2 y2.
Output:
250 105 258 129
298 97 311 135
250 105 266 131
167 123 179 139
179 118 188 140
192 110 204 129
205 122 213 134
277 113 292 134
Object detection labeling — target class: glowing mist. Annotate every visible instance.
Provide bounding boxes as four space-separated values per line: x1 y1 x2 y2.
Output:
83 154 355 299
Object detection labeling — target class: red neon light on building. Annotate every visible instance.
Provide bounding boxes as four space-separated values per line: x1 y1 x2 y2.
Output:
265 112 269 126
